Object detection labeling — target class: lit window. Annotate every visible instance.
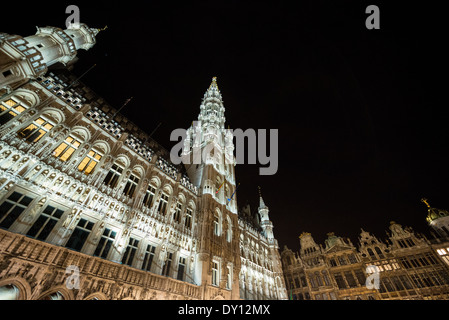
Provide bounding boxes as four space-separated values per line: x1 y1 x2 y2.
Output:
53 136 81 161
78 150 102 175
0 98 27 125
18 117 53 143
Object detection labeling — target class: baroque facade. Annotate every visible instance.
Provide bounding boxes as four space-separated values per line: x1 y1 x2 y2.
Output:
0 23 287 300
281 202 449 300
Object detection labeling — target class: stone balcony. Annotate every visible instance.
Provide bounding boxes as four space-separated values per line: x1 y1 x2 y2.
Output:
0 228 202 300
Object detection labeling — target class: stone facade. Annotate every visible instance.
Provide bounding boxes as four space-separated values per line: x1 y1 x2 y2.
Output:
281 219 449 300
0 24 287 300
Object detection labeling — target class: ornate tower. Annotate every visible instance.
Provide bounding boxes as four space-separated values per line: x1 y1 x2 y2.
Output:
422 198 449 238
0 23 100 94
258 187 274 240
182 77 240 299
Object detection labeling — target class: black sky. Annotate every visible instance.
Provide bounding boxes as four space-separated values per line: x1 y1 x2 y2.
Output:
2 1 448 252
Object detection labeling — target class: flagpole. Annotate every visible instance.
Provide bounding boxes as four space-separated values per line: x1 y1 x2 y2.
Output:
227 183 240 202
66 64 97 89
111 97 133 119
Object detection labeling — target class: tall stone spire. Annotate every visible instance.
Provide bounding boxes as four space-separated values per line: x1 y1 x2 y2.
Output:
258 187 274 239
258 186 268 210
0 23 100 93
182 76 236 212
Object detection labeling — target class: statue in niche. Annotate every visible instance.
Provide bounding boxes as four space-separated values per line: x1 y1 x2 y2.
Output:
62 208 78 228
21 196 46 224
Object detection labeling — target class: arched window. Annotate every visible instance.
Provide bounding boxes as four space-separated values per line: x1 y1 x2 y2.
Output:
213 212 220 236
173 202 182 223
375 247 384 258
0 284 20 300
185 207 193 229
122 171 140 197
53 136 81 161
0 97 27 125
40 291 65 300
103 162 124 188
212 260 219 286
157 193 169 216
367 248 375 258
18 116 54 143
142 184 156 208
78 148 102 175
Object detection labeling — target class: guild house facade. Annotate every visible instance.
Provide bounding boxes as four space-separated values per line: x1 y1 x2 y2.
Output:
0 23 287 300
281 201 449 300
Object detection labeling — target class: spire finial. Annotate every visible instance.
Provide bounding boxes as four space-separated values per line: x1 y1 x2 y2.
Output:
258 186 267 209
209 76 218 89
98 25 108 32
421 198 431 208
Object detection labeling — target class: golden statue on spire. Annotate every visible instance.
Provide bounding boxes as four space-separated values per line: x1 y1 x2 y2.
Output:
421 198 431 208
209 76 218 89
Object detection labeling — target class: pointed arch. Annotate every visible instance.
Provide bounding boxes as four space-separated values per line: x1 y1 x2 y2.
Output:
0 277 32 300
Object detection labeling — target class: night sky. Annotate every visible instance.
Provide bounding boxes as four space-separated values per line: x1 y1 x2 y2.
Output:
3 1 448 252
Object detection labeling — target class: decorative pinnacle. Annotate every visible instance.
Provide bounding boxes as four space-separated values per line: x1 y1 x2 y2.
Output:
421 198 431 208
258 186 267 208
209 76 218 89
98 25 108 32
299 232 311 239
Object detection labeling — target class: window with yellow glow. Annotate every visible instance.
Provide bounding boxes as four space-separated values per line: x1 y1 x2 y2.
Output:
0 98 27 125
78 150 102 175
18 117 53 143
53 136 82 161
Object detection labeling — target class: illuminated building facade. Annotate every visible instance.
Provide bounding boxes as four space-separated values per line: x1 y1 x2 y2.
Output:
281 208 449 300
0 24 287 300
